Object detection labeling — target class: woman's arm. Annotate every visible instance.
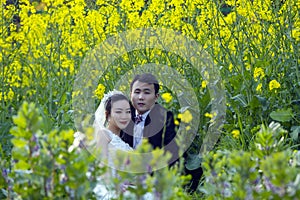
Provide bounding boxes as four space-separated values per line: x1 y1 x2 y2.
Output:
95 129 111 160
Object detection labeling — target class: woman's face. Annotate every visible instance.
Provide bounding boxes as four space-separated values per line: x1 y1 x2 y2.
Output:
109 99 131 130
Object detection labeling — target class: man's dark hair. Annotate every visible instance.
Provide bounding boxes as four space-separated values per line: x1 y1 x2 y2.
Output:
130 73 159 94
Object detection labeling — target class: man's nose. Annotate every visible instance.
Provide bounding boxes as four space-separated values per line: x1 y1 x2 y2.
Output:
138 93 144 99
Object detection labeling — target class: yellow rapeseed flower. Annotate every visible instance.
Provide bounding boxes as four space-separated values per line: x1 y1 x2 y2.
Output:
231 129 240 139
180 110 193 124
228 63 234 72
203 70 209 79
256 83 262 92
269 80 281 91
161 92 172 103
204 112 213 118
253 67 265 81
186 126 191 131
201 80 208 89
7 88 14 100
94 84 105 99
72 90 82 98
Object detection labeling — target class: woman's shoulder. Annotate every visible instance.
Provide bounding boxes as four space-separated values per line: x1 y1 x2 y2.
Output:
95 127 114 141
109 135 133 151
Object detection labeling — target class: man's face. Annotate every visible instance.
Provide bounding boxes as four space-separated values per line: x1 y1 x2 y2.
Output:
130 80 158 114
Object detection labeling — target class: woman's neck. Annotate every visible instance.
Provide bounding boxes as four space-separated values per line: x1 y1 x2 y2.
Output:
107 125 121 136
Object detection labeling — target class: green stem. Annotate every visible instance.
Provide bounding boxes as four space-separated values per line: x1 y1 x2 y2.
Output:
237 113 245 149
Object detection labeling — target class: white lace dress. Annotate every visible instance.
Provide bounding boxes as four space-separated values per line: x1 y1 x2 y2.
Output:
93 129 133 199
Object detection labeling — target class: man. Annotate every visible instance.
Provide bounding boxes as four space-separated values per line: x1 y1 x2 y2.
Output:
121 73 178 166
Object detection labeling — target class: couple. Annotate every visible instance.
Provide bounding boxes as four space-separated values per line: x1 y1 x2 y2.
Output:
94 73 178 161
91 73 178 198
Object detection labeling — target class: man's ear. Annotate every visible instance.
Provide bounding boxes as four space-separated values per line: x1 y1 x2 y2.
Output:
129 90 133 99
155 93 159 101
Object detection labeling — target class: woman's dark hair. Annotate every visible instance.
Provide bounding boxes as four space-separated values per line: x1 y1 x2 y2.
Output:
130 73 159 94
104 94 129 122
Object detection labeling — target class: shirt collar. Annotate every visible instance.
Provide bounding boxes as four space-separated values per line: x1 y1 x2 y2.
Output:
135 110 151 120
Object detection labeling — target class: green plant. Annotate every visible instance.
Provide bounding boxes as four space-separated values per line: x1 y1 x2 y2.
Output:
6 101 104 199
201 122 300 199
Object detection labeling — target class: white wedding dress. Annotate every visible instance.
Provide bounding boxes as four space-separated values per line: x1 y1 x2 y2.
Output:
91 90 153 199
93 129 132 199
93 129 154 200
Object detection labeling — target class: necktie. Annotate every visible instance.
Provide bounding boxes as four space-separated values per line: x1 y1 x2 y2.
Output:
134 115 143 148
135 115 143 124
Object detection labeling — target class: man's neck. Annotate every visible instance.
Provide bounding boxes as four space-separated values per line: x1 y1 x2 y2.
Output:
136 103 156 115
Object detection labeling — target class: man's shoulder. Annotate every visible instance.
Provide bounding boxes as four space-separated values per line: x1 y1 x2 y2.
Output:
149 103 174 121
152 103 174 114
151 103 167 112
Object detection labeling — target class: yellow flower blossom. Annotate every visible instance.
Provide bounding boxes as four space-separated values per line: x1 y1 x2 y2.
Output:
186 126 191 131
94 84 105 99
161 92 172 103
1 0 298 131
228 63 234 72
204 112 213 118
269 80 281 91
253 67 265 81
256 83 262 92
231 129 240 139
201 80 208 89
0 88 15 101
245 62 251 71
179 110 193 124
203 70 209 79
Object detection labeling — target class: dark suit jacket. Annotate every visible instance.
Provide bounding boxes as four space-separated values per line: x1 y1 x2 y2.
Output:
121 103 178 166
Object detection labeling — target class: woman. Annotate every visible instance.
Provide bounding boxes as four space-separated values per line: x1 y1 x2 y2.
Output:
72 90 152 199
91 90 134 199
93 90 133 163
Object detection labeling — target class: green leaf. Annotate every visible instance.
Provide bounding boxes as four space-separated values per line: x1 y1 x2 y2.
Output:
11 138 28 148
14 160 31 170
290 126 300 141
12 147 29 160
185 153 202 170
12 114 27 129
270 108 294 122
255 95 268 111
231 94 247 108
